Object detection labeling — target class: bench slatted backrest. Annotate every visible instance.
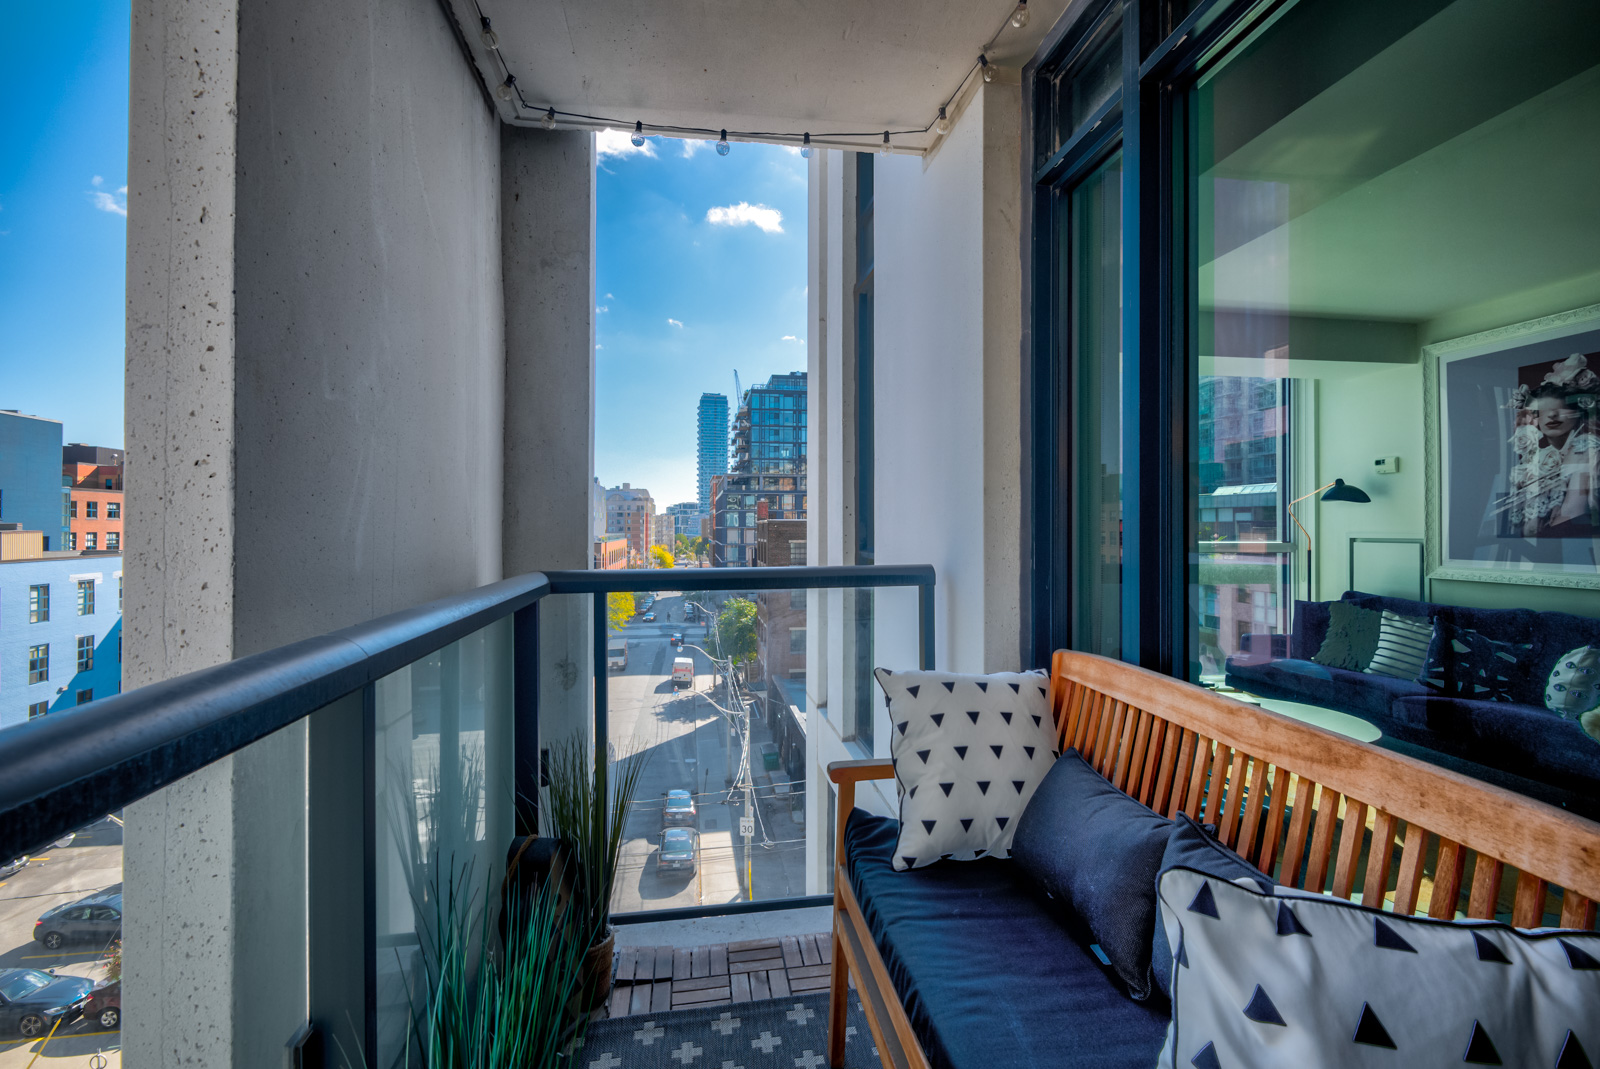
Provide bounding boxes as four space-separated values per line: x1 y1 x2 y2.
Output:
1049 650 1600 930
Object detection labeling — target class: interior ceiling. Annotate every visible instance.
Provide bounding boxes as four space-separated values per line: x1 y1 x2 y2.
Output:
1203 0 1600 324
448 0 1070 154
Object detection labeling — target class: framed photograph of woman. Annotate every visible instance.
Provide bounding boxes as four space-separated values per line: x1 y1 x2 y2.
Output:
1425 303 1600 589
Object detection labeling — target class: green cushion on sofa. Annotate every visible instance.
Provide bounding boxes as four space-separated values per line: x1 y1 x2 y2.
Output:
1311 601 1382 671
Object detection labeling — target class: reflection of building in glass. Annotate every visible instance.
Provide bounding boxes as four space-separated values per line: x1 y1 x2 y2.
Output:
754 513 808 795
713 373 807 566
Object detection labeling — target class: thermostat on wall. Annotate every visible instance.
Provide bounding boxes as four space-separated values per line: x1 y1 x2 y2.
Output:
1373 456 1399 474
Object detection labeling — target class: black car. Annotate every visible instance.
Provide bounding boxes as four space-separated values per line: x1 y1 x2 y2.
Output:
0 969 92 1038
34 892 122 951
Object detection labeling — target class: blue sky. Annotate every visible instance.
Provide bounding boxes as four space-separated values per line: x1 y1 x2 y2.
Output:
595 133 807 506
0 6 805 507
0 2 130 449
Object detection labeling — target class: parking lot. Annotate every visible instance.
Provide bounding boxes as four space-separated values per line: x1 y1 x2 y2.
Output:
0 819 122 1066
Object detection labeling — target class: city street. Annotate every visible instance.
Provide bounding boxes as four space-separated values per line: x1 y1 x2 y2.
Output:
0 818 122 1066
608 591 808 916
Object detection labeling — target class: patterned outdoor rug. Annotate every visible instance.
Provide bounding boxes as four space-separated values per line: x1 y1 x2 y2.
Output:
579 991 879 1068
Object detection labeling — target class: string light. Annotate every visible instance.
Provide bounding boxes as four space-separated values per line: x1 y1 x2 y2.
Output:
481 0 1031 151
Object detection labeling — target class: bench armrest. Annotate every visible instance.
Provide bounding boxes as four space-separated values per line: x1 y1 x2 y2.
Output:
828 758 895 783
828 760 896 887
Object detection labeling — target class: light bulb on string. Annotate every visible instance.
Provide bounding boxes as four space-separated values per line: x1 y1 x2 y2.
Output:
1010 1 1030 29
631 120 646 148
716 130 731 156
935 107 950 135
479 17 499 50
800 133 812 159
542 107 556 130
980 55 996 83
879 131 891 156
496 74 516 102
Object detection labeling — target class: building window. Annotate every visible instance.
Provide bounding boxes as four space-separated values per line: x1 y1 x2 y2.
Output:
28 645 48 685
790 589 805 610
86 500 98 519
28 584 49 623
107 502 120 519
66 532 77 551
789 627 807 655
106 532 120 551
77 635 95 673
28 701 48 720
789 540 807 564
69 498 77 518
76 689 93 706
85 532 97 551
77 580 95 615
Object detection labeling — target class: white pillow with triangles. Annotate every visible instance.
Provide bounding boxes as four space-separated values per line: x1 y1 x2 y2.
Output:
873 667 1058 871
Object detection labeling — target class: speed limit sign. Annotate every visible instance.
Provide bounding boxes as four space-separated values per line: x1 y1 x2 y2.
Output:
739 816 755 838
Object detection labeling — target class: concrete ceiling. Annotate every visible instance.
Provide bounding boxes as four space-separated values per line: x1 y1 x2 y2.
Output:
448 0 1071 154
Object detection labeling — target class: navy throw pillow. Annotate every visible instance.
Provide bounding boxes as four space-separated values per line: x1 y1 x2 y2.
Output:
1150 814 1272 1001
1419 620 1533 703
1010 749 1173 1000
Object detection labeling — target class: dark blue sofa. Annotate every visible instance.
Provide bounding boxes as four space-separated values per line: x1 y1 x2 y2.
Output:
843 809 1168 1069
1224 590 1600 801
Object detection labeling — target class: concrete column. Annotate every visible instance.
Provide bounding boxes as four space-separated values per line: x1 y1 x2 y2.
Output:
501 126 597 750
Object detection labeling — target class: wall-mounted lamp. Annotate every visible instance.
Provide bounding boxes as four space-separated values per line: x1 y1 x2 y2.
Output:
1287 478 1370 602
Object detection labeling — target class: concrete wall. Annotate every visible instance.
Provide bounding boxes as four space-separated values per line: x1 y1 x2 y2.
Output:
125 0 505 1060
873 82 1024 676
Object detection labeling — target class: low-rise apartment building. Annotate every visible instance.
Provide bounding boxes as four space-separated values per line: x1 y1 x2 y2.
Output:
0 551 123 728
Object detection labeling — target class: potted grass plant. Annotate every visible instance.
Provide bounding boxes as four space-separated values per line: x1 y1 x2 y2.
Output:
540 734 646 1008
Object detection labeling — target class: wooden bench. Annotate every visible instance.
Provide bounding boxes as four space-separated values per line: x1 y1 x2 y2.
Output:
825 650 1600 1069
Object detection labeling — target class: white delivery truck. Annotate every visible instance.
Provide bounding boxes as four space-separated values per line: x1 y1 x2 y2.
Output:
671 656 695 689
607 637 627 671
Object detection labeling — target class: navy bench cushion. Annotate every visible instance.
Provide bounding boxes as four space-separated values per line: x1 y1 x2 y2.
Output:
843 808 1170 1069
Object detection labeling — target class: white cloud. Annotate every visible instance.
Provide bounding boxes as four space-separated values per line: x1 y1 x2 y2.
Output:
667 318 684 328
706 202 784 234
782 335 804 343
680 138 709 158
595 344 603 350
606 292 615 299
88 177 127 217
595 128 657 159
780 146 803 156
597 305 609 313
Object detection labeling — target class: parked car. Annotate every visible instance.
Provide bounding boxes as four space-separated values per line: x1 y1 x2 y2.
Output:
83 979 120 1030
642 611 656 623
657 827 698 874
0 857 26 880
670 632 684 648
662 789 696 826
0 969 92 1038
34 891 122 951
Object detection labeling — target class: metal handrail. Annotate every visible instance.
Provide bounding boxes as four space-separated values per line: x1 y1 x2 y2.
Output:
0 564 934 863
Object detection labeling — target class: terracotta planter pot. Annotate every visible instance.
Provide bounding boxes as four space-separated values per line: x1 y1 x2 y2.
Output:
582 927 615 1010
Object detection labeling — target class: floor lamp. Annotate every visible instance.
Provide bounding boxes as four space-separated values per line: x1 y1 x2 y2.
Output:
1287 478 1371 602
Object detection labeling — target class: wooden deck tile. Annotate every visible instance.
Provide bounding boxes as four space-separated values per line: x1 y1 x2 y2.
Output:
673 947 692 980
672 985 732 1008
768 968 791 998
628 982 652 1016
654 946 675 980
787 963 831 980
728 945 784 963
673 975 732 994
614 946 637 983
817 934 832 965
790 973 831 993
799 933 823 966
691 945 711 978
780 935 804 969
651 980 673 1013
749 971 771 1000
730 973 752 1002
608 985 632 1019
726 937 782 952
729 955 785 974
710 945 729 975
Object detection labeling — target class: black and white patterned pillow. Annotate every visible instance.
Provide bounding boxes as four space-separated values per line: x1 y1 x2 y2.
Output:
1418 621 1533 703
874 668 1057 871
1364 609 1434 681
1156 867 1600 1068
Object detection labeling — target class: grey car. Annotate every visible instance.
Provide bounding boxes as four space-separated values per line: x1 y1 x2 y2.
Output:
657 828 698 873
34 892 122 951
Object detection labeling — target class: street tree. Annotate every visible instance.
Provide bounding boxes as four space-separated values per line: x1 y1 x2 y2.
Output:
605 591 635 633
711 597 759 677
649 545 674 569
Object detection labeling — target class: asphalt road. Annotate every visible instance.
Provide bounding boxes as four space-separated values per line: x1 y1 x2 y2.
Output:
0 818 122 1065
607 592 755 915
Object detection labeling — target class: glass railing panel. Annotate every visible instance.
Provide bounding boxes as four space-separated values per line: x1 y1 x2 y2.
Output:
372 617 513 1068
0 813 123 1057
